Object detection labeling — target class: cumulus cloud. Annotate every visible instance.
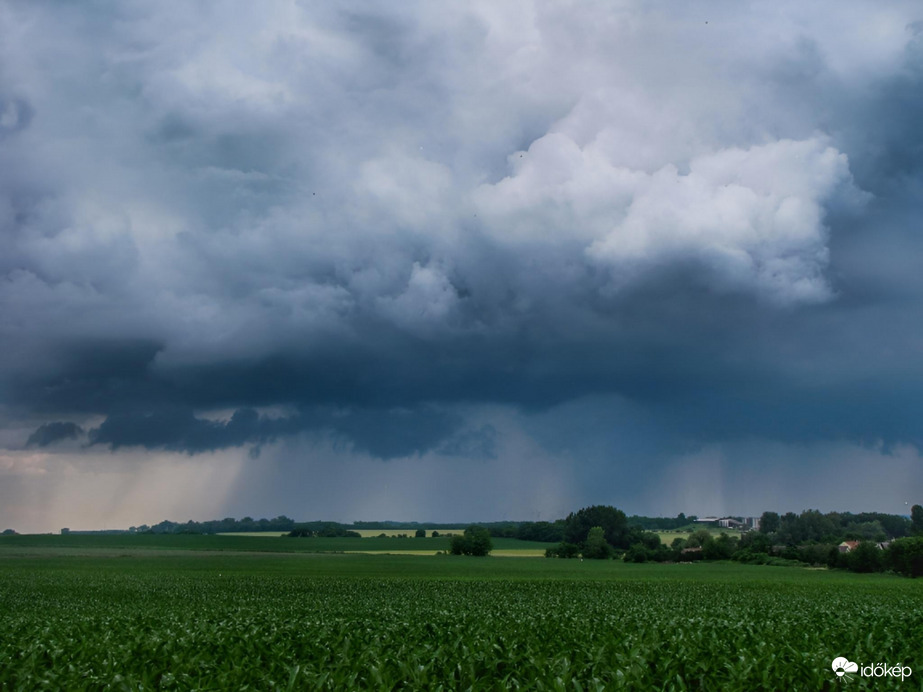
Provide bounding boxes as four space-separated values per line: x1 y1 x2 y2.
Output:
375 262 462 335
589 139 862 302
477 135 864 303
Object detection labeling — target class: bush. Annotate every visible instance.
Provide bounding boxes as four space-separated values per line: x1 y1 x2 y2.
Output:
733 549 772 565
738 531 771 554
777 546 801 561
545 542 580 559
847 541 883 573
677 548 703 562
798 543 834 566
624 544 648 563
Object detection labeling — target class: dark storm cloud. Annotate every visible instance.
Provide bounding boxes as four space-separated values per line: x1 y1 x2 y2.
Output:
3 0 923 465
8 340 165 415
87 408 269 453
836 22 923 192
26 421 84 448
84 405 461 460
437 425 499 459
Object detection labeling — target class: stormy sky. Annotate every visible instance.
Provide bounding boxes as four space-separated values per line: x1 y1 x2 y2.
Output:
2 1 923 532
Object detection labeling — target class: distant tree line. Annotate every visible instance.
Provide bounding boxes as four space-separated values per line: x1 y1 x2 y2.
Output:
757 509 912 544
349 521 477 530
104 514 690 542
287 522 362 538
485 513 696 542
541 504 923 578
627 513 697 531
131 516 297 534
112 504 923 577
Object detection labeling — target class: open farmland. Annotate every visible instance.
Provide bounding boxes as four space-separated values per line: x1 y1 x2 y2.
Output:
0 533 548 557
350 529 467 538
1 538 921 690
652 528 730 545
216 529 469 538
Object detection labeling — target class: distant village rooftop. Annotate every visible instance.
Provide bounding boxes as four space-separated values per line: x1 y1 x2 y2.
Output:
694 516 761 530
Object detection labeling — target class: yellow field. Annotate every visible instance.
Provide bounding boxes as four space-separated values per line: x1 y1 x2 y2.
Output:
344 549 545 557
343 550 439 556
216 529 467 538
352 529 465 538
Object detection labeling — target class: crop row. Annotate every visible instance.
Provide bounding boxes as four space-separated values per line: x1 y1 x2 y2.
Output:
1 570 920 690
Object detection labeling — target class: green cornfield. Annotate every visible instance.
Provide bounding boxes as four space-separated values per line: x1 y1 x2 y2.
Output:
1 550 920 690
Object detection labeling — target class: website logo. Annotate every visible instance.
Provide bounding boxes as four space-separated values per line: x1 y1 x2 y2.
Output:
832 657 858 681
831 657 912 683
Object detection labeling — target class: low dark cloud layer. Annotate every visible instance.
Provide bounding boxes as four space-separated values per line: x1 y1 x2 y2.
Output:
80 405 461 460
2 2 923 526
26 421 84 448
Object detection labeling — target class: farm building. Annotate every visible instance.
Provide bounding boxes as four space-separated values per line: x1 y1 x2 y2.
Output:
839 540 891 553
695 516 758 531
838 541 860 553
695 517 720 524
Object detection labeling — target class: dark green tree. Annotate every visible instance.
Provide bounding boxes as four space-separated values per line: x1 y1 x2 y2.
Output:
759 511 780 534
847 541 883 573
844 521 886 542
886 536 923 577
624 544 649 563
775 512 804 545
414 528 426 538
638 532 661 551
739 531 771 554
911 505 923 536
582 526 611 559
564 505 630 549
798 509 837 542
701 532 737 560
450 525 493 556
686 529 714 548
